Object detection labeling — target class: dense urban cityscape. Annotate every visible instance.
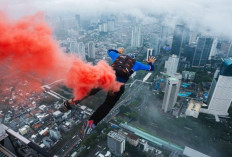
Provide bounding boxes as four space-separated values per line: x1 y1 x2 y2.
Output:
0 0 232 157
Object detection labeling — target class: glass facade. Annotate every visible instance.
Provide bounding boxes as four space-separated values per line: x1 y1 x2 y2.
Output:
192 37 214 67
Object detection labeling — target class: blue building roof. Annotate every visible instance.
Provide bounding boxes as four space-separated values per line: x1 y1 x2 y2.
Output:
220 58 232 76
224 58 232 66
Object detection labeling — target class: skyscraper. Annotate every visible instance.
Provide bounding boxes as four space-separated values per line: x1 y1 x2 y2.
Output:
209 38 218 60
69 41 78 54
203 58 232 116
99 22 108 32
228 42 232 57
188 31 198 44
216 40 231 57
171 25 189 57
131 25 143 48
88 41 95 59
78 42 86 60
107 20 115 32
153 34 160 55
164 55 179 75
162 74 181 112
192 37 214 67
183 43 197 63
75 14 81 28
146 48 153 60
107 131 125 156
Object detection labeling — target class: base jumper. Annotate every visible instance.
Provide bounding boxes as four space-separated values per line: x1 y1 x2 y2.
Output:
59 48 156 138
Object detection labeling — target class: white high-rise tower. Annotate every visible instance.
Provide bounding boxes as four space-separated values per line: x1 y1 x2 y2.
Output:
201 58 232 116
165 55 179 76
88 41 95 59
131 25 143 48
146 48 153 60
162 74 182 112
78 42 86 60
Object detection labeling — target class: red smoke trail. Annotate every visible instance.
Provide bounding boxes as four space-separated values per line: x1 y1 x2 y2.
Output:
0 12 60 77
0 11 122 100
66 59 122 100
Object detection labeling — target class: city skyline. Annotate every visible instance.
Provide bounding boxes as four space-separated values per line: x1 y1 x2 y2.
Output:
1 0 232 40
0 1 232 157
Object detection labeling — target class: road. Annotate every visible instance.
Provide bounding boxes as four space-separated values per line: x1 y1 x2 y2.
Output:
59 135 82 157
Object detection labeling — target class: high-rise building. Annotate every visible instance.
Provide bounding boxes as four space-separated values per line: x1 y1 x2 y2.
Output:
131 25 143 48
162 74 181 112
88 41 95 59
164 55 179 75
229 42 232 57
209 38 218 60
99 22 108 32
202 58 232 116
171 25 189 57
99 20 114 33
183 43 197 63
75 14 81 28
70 41 78 54
216 40 231 57
146 48 153 60
188 31 198 44
107 131 125 156
166 36 173 48
78 42 86 60
107 20 115 32
192 37 214 67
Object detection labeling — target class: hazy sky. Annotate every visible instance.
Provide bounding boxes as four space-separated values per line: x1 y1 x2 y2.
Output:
1 0 232 38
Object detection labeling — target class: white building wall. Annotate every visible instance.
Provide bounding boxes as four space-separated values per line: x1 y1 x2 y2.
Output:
162 77 180 112
131 25 142 48
165 55 179 75
146 48 153 60
88 42 95 59
207 75 232 115
107 131 125 156
78 42 86 60
70 42 78 54
209 38 218 60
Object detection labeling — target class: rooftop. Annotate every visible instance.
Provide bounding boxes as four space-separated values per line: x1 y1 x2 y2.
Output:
187 100 202 112
53 111 62 117
127 133 139 140
107 131 125 142
183 146 210 157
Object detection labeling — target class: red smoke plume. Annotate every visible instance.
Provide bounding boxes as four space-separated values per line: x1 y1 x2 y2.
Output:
0 12 60 76
0 12 122 100
66 59 121 100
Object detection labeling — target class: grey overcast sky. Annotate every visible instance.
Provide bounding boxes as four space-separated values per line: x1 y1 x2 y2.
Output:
1 0 232 38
